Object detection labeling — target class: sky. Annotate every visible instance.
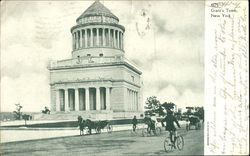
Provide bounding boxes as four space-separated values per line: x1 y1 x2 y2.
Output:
1 0 204 112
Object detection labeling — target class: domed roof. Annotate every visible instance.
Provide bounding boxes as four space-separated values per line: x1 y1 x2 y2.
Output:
76 1 119 22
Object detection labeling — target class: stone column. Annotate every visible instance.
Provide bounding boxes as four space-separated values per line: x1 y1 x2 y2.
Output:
105 87 110 110
121 33 123 50
75 88 79 111
134 91 136 111
81 30 84 48
131 90 133 111
113 30 116 48
117 31 120 49
90 28 93 47
136 92 139 111
132 91 134 111
135 92 137 111
56 89 60 111
102 28 105 47
96 28 99 47
108 29 111 47
85 29 87 48
72 34 74 51
133 91 135 111
85 87 90 110
79 30 82 48
96 87 100 110
75 31 78 49
129 90 131 111
65 89 69 112
74 33 76 50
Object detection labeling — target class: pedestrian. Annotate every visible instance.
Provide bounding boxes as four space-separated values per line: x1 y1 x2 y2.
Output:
132 116 138 132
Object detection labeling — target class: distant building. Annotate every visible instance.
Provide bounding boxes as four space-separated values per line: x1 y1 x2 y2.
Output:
46 1 143 120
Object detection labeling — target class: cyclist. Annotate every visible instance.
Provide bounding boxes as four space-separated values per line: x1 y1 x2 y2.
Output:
143 114 151 133
161 110 181 147
150 113 158 134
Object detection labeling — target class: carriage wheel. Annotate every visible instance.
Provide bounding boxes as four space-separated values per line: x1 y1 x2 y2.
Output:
164 137 173 152
85 127 91 135
142 128 148 137
198 123 201 130
176 135 184 150
195 123 199 130
107 124 113 133
155 127 161 136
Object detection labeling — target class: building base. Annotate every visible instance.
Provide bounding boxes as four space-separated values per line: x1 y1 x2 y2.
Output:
33 111 144 120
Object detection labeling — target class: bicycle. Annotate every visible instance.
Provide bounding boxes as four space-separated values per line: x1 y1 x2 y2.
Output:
163 130 184 152
142 124 161 137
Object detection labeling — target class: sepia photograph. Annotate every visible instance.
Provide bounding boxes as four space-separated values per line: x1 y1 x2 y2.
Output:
1 0 218 155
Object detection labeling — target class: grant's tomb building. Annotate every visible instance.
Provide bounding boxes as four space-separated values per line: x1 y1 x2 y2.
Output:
47 1 143 119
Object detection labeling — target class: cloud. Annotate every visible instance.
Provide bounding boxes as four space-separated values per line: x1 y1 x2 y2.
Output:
1 1 204 112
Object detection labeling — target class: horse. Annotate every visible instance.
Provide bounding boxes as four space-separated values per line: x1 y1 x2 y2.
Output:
77 116 86 135
85 119 95 134
85 119 104 134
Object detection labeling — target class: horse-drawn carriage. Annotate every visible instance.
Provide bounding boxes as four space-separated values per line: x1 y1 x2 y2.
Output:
186 115 201 130
78 116 113 135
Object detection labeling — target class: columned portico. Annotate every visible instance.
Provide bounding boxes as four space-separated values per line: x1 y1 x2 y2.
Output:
56 86 112 112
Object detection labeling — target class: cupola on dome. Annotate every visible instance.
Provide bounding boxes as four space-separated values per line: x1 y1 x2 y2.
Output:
76 1 119 24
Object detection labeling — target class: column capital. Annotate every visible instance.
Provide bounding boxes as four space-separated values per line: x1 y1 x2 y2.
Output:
53 88 60 91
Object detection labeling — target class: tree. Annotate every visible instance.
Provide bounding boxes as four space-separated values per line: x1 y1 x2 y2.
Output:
22 114 30 126
193 107 204 120
144 96 161 115
161 102 175 111
186 107 194 116
13 103 23 120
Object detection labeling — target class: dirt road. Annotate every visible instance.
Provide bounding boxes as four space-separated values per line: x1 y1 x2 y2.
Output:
1 126 203 156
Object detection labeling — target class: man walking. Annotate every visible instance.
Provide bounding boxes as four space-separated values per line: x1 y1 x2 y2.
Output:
132 116 138 132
